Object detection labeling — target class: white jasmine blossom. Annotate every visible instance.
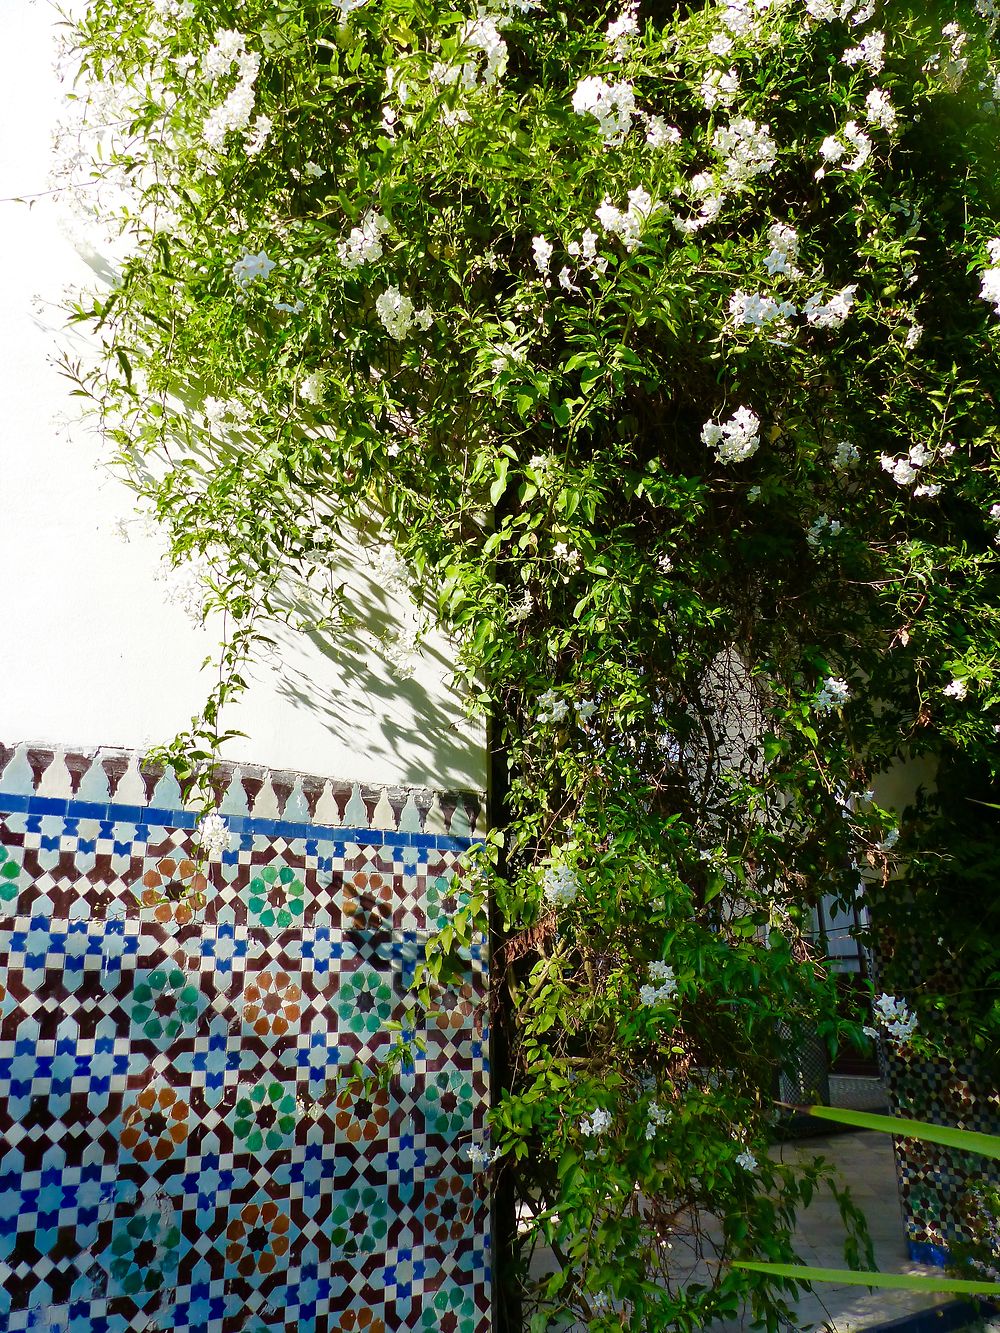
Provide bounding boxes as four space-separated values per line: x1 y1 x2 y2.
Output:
196 810 232 860
815 675 850 712
803 285 857 329
580 1107 612 1136
736 1148 758 1171
578 699 599 722
979 242 1000 315
542 862 579 906
596 188 655 251
943 678 968 700
375 285 430 339
865 89 897 132
641 960 678 1007
806 513 843 548
713 117 778 184
834 440 860 470
337 211 391 269
572 76 636 144
606 3 639 58
914 483 941 497
243 113 272 155
820 134 847 163
646 116 681 149
843 30 886 73
701 407 761 463
904 323 923 349
300 371 325 405
864 993 918 1048
700 68 740 109
532 235 553 275
729 290 796 329
538 689 570 724
645 1101 670 1140
764 223 801 277
232 250 276 286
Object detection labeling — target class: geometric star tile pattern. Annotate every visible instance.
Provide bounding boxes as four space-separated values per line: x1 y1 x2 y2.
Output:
0 742 490 1333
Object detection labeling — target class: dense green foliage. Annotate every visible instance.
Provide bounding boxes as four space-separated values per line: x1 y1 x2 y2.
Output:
63 0 1000 1324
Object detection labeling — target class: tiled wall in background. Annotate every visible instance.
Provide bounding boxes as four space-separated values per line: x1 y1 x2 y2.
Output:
0 743 490 1333
882 1046 1000 1265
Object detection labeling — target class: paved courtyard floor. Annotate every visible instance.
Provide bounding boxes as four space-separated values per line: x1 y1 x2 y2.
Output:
712 1129 954 1333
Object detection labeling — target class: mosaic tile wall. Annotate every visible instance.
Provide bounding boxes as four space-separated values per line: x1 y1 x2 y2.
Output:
0 743 491 1333
882 1046 1000 1265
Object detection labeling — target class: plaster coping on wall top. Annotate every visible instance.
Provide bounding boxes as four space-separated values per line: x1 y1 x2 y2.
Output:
0 740 484 839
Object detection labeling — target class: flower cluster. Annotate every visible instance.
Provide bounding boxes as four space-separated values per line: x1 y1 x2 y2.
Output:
803 285 857 329
580 1106 612 1136
806 513 843 549
881 442 930 487
863 993 918 1048
337 211 391 269
943 678 968 700
815 676 851 712
232 250 275 287
596 188 655 251
645 1100 670 1140
202 30 265 153
571 76 636 144
735 1148 758 1171
196 810 231 860
819 122 872 173
713 118 778 184
639 960 678 1007
375 286 433 339
979 239 1000 316
701 407 761 463
542 862 579 906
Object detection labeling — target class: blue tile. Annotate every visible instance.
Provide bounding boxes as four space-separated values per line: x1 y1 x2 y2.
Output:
26 796 68 816
0 792 29 813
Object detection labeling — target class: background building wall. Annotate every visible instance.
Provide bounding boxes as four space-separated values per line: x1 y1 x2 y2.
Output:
0 0 485 796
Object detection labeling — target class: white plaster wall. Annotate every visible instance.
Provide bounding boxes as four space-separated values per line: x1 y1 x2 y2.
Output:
0 0 485 793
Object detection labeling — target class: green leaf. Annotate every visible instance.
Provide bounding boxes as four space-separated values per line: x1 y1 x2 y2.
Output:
798 1105 1000 1160
733 1262 1000 1295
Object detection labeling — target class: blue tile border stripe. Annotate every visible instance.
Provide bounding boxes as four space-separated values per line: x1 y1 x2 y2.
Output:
0 790 476 853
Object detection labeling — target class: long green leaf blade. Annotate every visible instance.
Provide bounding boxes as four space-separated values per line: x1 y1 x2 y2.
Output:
734 1262 1000 1295
798 1105 1000 1160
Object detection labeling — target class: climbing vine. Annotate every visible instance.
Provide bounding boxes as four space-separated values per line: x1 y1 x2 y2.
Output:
60 0 1000 1325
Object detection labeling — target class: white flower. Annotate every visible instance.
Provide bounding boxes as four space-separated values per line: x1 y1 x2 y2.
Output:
764 223 801 277
300 371 325 405
645 1101 670 1141
196 810 231 860
876 826 900 852
880 454 921 486
807 514 843 548
820 134 847 163
842 121 873 170
747 485 762 502
244 113 272 155
532 235 553 275
595 189 655 252
303 160 325 178
834 440 860 470
232 250 276 286
904 323 923 349
701 407 760 464
729 291 796 329
641 961 678 1006
990 503 1000 521
736 1149 758 1171
542 863 579 906
865 89 897 132
843 30 885 72
580 1107 612 1136
337 211 391 269
914 483 941 498
815 676 850 712
203 29 249 80
606 3 639 58
646 116 681 149
803 285 857 329
712 117 778 185
943 678 968 700
572 76 636 144
578 699 599 722
465 1142 499 1169
375 285 417 338
700 68 740 109
538 689 570 724
979 248 1000 316
868 993 918 1048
